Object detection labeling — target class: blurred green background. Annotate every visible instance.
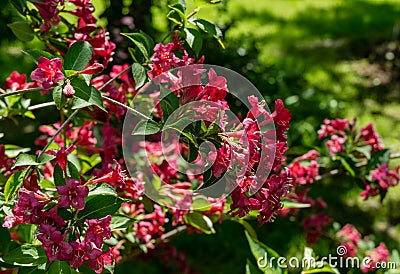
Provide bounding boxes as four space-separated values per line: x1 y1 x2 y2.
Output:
1 0 400 273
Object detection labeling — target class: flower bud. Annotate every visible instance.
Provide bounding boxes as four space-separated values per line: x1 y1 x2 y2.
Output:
63 79 75 98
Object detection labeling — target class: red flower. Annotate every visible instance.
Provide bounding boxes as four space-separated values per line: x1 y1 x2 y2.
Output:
37 224 73 262
56 179 89 210
46 145 76 171
70 241 90 268
30 57 64 89
360 124 383 152
85 215 112 248
92 159 126 184
4 71 29 91
87 248 114 274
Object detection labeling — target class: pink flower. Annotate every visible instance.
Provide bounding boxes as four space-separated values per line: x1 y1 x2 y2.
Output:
337 224 361 245
56 179 89 210
360 124 383 152
63 79 75 97
85 215 112 248
326 135 346 156
360 184 380 200
30 57 64 89
362 243 390 272
318 118 349 140
4 71 29 91
371 164 399 190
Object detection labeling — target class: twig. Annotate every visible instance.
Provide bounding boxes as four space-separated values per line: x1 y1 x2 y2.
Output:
28 101 56 111
37 108 80 158
102 95 154 121
315 153 400 181
98 65 132 92
0 87 45 99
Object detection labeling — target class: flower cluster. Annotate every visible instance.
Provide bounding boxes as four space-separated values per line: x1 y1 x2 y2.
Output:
361 164 400 199
3 175 114 273
336 224 390 273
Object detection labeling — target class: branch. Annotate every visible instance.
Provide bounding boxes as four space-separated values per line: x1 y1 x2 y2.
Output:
98 65 132 91
28 101 56 111
37 109 80 158
0 88 45 99
315 152 400 181
102 95 154 122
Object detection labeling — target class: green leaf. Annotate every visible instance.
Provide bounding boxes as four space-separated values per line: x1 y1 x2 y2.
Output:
301 264 339 274
237 219 258 240
51 86 66 110
18 264 47 274
132 120 160 136
183 28 203 56
191 197 211 211
64 41 93 71
70 78 105 111
194 0 221 6
4 169 28 203
187 141 199 162
205 122 221 137
12 153 38 168
71 97 92 110
0 227 11 253
160 86 179 122
246 259 263 274
78 195 123 220
48 260 73 274
3 245 47 265
131 63 147 90
22 50 55 65
121 33 152 61
367 149 391 171
10 0 27 15
53 164 66 186
189 18 224 48
183 212 215 234
88 183 118 197
282 201 311 209
3 144 30 158
167 3 187 27
355 145 372 160
7 21 33 42
110 215 134 230
339 157 356 177
66 161 80 180
245 231 285 273
37 153 56 164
